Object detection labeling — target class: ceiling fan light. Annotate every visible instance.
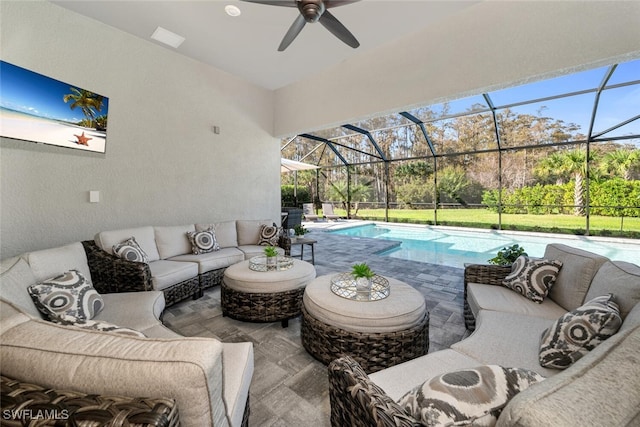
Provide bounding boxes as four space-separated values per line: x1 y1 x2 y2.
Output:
225 5 242 17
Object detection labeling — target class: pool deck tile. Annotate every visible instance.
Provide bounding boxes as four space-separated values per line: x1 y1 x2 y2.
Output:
164 222 468 426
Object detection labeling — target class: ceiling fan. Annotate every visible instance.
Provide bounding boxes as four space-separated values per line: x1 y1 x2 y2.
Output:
241 0 360 51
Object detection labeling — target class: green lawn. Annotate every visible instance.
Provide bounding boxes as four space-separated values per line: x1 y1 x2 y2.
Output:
331 208 640 238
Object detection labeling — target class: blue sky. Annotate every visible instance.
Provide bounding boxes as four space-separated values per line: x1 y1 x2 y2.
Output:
0 61 109 123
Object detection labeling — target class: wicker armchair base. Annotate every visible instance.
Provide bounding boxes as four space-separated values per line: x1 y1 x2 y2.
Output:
301 305 429 374
221 282 305 327
328 356 419 427
200 268 226 292
162 276 201 307
0 375 179 427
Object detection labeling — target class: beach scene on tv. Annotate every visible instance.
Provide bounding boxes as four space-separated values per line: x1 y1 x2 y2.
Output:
0 61 108 154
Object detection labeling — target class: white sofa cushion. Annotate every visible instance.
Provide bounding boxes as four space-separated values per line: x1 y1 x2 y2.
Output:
0 318 229 427
236 220 272 246
451 310 558 377
96 291 170 336
148 260 198 291
0 257 41 318
154 224 195 259
585 260 640 319
169 247 245 274
222 342 254 427
196 221 238 248
95 227 160 262
26 242 92 283
0 299 33 335
497 325 640 427
544 243 608 311
467 282 567 321
369 349 482 401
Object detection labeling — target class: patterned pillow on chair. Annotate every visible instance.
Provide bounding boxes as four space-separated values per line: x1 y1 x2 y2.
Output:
258 224 280 246
112 236 149 263
539 293 622 369
397 365 544 426
502 256 562 303
186 227 220 254
28 270 104 322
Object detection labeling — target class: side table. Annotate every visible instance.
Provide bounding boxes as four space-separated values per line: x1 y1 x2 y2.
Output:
290 237 317 264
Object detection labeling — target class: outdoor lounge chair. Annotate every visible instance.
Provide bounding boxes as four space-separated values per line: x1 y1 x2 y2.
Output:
303 203 320 221
322 203 341 221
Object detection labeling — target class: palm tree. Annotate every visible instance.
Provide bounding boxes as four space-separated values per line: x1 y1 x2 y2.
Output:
63 87 104 127
601 148 640 180
557 149 592 216
534 152 568 185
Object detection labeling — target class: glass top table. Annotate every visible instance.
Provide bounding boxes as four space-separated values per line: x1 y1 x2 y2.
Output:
330 272 390 301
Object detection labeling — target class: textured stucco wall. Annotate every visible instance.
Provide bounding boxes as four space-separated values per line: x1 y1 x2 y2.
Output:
0 1 279 258
274 1 640 136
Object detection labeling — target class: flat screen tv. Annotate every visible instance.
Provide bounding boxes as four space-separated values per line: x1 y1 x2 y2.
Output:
0 61 109 153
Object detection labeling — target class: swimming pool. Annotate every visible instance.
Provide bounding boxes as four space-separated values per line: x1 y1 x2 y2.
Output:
330 223 640 268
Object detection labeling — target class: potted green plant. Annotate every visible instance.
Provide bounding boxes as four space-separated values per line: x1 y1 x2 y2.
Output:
351 262 375 294
488 244 527 266
264 246 278 269
292 224 308 242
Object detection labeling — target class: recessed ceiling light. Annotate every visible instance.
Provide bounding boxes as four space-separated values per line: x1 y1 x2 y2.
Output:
150 26 185 48
225 5 241 17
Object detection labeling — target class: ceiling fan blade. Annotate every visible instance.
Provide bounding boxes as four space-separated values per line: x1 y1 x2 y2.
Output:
318 9 359 48
278 14 306 51
240 0 297 7
324 0 361 9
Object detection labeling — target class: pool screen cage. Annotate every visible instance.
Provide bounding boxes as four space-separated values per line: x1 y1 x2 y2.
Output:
281 60 640 237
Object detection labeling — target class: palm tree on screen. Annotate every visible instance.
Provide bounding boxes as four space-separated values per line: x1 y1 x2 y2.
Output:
63 87 104 127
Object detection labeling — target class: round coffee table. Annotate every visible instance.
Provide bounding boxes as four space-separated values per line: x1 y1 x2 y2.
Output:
301 274 429 373
222 258 316 327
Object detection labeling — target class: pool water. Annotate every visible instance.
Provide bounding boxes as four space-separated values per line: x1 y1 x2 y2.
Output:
330 223 640 268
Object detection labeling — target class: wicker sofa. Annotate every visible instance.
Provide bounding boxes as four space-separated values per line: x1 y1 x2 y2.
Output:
328 243 640 426
0 241 253 426
88 219 285 306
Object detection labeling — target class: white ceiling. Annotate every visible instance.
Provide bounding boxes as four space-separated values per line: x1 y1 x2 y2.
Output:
51 0 479 90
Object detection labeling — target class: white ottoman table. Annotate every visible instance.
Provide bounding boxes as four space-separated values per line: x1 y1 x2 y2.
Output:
301 274 429 373
222 258 316 327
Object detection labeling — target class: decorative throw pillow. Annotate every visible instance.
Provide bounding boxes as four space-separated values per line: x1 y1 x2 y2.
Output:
539 293 622 369
112 236 149 263
27 270 104 322
186 227 219 254
53 314 145 337
397 365 544 427
258 224 280 246
502 256 563 303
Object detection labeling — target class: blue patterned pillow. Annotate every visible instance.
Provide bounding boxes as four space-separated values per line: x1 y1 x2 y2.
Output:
539 294 622 369
502 256 562 303
28 270 104 321
112 236 149 263
397 365 544 426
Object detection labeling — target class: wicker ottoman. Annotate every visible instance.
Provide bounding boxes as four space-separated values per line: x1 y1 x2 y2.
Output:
301 274 429 373
222 259 316 327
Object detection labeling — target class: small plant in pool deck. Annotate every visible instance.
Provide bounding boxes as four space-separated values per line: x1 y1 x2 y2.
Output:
351 263 375 279
488 244 527 266
264 246 278 258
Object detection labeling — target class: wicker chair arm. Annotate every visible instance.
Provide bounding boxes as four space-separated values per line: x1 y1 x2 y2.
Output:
82 240 153 294
1 375 179 427
464 263 512 287
328 356 421 427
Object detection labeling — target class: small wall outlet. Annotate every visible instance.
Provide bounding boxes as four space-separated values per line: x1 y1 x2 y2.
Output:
89 190 100 203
